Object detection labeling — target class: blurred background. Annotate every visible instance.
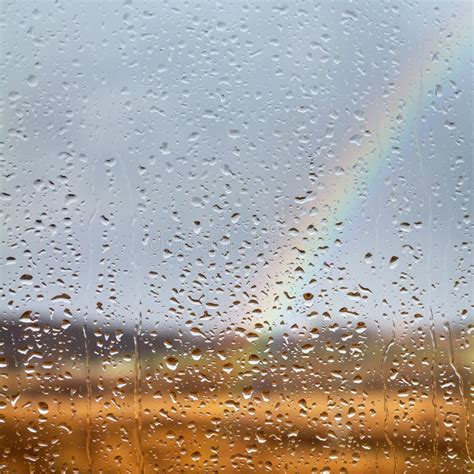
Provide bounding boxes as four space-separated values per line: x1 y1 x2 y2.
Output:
0 0 472 472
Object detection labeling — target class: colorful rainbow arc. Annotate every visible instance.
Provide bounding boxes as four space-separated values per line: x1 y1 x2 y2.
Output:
246 7 472 340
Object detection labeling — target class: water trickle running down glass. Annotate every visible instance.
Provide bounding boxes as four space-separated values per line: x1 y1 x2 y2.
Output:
1 1 472 472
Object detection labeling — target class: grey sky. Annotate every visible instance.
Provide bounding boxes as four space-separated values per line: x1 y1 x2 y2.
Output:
1 0 472 334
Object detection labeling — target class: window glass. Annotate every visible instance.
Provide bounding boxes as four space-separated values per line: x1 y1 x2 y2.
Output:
1 1 472 472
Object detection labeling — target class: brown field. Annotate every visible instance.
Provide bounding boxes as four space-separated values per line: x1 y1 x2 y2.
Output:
1 322 472 472
1 387 472 473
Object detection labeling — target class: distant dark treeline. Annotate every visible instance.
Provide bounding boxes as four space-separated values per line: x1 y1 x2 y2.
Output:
0 312 466 364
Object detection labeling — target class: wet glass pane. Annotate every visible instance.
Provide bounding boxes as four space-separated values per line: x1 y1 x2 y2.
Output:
1 0 472 472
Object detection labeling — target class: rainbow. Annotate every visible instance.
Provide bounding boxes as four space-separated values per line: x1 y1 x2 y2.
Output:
246 6 472 341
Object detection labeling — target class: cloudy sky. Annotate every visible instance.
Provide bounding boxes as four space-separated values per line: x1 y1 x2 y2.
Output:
1 0 472 335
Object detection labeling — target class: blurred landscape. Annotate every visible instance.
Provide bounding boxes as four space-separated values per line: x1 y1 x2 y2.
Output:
0 315 472 472
1 0 472 472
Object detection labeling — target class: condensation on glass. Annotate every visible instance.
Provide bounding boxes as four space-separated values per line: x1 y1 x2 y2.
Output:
0 1 472 472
